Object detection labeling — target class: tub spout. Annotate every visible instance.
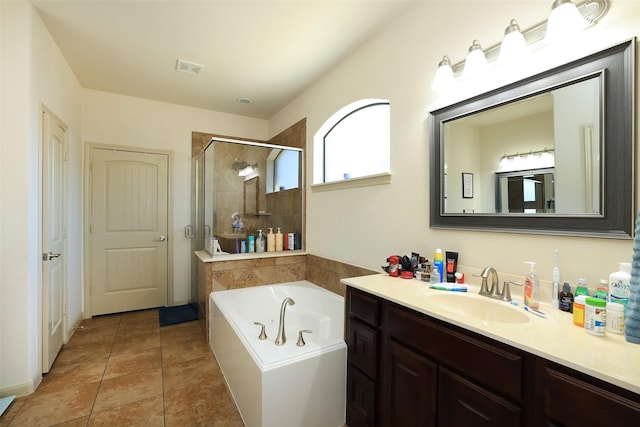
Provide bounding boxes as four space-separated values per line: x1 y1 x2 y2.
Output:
275 297 295 346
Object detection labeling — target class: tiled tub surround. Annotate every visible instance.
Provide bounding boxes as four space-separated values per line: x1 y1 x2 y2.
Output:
196 252 377 340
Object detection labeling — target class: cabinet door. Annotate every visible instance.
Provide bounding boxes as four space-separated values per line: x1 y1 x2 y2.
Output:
384 340 438 427
349 318 378 378
347 366 377 427
438 367 521 427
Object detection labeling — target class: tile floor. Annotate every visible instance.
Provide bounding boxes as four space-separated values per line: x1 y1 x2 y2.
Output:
0 309 244 426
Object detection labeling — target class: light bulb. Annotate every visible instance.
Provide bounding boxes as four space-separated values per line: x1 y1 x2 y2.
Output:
432 55 455 91
544 0 588 45
462 40 488 79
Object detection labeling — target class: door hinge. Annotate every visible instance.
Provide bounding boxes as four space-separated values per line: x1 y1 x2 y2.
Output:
64 150 68 162
63 303 68 315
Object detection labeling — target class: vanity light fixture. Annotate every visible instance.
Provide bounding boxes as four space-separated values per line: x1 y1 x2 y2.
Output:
431 56 456 91
462 40 488 79
544 0 588 45
499 19 530 65
500 148 555 165
432 0 609 90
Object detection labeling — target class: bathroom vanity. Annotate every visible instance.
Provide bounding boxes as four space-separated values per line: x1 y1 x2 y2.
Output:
342 274 640 426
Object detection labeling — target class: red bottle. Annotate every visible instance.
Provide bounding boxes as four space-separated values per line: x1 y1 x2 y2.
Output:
387 256 399 277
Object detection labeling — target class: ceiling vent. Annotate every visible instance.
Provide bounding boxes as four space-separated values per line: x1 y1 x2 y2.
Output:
176 58 204 75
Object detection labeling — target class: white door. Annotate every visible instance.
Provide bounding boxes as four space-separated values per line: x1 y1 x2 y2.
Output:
89 148 169 315
42 108 66 373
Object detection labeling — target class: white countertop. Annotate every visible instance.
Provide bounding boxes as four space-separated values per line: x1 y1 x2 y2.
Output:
341 273 640 395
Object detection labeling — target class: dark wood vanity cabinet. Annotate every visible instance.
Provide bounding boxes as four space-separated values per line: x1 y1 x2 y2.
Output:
345 286 640 427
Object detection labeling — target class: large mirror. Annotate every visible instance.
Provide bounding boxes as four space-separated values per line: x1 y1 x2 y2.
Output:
199 138 303 254
430 39 635 238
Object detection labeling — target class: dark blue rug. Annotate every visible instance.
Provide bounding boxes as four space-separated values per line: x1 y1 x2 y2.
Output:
159 304 199 326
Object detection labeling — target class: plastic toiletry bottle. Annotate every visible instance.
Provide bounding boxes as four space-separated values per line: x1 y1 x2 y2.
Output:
595 279 609 300
266 228 275 252
275 227 283 251
434 249 444 283
609 262 631 306
524 262 540 310
430 266 441 284
559 282 574 313
606 302 625 334
256 230 265 253
575 279 589 297
585 297 606 336
248 234 255 253
573 295 587 327
552 249 560 309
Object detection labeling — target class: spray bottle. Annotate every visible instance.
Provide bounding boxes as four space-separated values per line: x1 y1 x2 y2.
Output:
434 249 444 283
524 261 540 310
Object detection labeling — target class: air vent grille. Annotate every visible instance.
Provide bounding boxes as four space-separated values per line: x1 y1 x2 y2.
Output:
176 59 204 75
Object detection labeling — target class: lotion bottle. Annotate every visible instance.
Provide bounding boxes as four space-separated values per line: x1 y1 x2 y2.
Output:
434 249 444 282
267 227 275 252
609 262 631 305
275 227 283 251
524 261 540 310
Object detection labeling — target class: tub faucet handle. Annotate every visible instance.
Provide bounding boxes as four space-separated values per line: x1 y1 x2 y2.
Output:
253 322 267 340
296 330 312 347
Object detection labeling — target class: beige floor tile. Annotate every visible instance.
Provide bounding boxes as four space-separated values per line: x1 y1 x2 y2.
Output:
51 416 90 426
92 368 163 413
88 394 164 427
110 331 160 356
119 309 159 325
65 325 117 348
102 347 161 380
162 354 221 393
0 397 26 427
164 381 243 427
161 334 212 366
116 321 159 338
39 358 106 392
160 320 203 340
8 382 99 427
52 342 112 368
79 314 121 330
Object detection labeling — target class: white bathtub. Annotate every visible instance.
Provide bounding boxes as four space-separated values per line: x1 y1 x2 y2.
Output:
209 280 347 427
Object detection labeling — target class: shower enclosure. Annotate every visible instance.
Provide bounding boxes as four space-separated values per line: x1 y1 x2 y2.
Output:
189 137 303 307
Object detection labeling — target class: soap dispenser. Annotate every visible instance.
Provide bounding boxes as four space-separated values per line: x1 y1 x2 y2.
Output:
267 228 275 252
524 261 540 310
275 227 283 251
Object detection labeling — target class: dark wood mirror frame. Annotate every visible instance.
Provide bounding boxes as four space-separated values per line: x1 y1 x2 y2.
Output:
429 38 636 238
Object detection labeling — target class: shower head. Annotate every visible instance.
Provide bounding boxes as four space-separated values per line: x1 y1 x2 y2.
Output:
232 159 249 171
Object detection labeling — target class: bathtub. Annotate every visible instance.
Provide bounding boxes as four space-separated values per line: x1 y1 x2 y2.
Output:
209 280 346 427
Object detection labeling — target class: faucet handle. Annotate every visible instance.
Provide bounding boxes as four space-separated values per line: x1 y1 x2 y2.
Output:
296 330 312 347
502 281 524 302
253 322 268 340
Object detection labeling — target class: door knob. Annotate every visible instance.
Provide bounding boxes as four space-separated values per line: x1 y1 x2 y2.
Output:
157 236 168 241
42 252 61 261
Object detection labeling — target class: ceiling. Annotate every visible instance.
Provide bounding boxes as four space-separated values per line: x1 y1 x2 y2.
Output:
30 0 417 119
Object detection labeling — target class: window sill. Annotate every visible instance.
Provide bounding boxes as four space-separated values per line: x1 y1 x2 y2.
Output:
311 172 392 192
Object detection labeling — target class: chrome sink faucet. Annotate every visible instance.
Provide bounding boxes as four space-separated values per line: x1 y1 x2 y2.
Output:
275 297 295 346
477 266 499 297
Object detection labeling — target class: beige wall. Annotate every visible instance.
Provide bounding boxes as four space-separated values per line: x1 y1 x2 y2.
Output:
269 1 640 292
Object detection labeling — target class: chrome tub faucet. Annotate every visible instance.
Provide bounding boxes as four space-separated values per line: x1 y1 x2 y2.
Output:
275 297 295 346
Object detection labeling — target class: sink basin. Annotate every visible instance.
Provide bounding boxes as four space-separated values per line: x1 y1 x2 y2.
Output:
425 293 530 324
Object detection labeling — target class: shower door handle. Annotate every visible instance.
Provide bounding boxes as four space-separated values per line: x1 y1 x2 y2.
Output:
184 225 195 238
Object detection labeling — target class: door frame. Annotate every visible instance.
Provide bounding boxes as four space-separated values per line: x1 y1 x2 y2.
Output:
40 104 68 372
83 142 174 318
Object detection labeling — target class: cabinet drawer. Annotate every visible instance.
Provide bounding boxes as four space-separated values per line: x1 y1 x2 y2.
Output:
348 287 380 326
542 365 640 425
439 367 520 426
386 303 522 401
348 318 378 378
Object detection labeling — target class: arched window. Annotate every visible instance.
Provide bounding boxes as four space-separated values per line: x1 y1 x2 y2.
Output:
314 100 390 184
